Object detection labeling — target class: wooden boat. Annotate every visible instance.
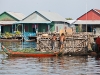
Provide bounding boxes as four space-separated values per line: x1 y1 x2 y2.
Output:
1 45 61 57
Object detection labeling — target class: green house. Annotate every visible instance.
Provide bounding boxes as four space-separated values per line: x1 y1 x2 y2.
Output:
0 11 25 33
14 11 69 38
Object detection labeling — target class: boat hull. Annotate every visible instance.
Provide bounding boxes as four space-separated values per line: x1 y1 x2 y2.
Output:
6 52 57 57
1 45 61 57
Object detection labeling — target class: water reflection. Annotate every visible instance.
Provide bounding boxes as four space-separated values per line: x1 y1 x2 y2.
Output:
86 56 100 75
0 42 100 75
0 41 36 51
0 55 88 75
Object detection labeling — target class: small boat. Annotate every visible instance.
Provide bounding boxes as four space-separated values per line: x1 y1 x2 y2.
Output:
1 45 61 57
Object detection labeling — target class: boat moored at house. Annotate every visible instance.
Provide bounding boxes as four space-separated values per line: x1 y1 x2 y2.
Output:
1 45 61 57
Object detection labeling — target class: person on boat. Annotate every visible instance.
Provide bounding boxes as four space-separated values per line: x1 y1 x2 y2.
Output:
1 45 20 54
1 45 12 53
51 34 57 50
93 28 96 34
59 33 65 52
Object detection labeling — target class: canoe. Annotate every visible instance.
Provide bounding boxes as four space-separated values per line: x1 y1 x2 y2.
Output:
1 45 60 57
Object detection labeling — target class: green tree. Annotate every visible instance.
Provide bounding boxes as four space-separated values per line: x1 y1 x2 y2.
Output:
65 18 73 20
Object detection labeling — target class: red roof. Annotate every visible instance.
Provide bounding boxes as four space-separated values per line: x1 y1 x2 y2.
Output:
77 9 100 20
94 9 100 14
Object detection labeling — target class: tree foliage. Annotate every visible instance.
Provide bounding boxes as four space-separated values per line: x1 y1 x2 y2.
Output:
65 18 73 20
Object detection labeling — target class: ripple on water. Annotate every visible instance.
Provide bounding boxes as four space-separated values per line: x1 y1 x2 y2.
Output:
0 54 100 75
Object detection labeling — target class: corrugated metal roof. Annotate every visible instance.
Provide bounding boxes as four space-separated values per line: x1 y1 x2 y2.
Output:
77 9 100 20
23 11 68 23
73 20 100 24
38 11 67 22
7 12 25 20
0 21 17 25
94 9 100 14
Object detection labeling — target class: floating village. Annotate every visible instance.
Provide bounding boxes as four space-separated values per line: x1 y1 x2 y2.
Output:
0 9 100 57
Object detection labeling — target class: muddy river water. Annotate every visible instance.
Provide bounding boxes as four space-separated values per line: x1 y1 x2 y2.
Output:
0 42 100 75
0 54 100 75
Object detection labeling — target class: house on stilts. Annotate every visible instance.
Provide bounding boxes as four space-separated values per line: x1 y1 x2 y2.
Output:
73 9 100 35
0 11 25 34
14 11 69 40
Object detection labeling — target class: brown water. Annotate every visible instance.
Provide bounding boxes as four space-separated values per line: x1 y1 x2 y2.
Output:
0 54 100 75
0 42 100 75
0 41 36 50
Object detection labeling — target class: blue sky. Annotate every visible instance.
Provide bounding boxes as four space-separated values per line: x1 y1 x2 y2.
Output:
0 0 100 19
